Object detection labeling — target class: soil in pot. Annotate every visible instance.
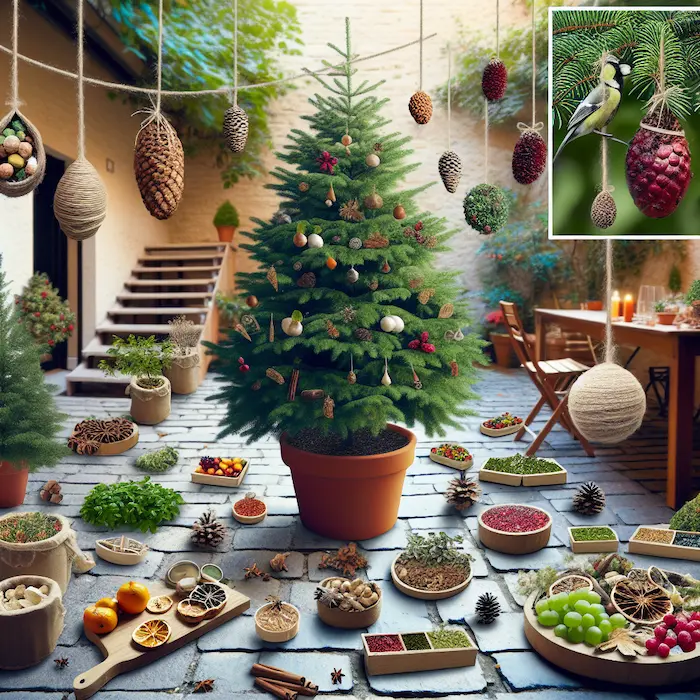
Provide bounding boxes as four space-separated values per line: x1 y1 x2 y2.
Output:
286 427 409 456
394 557 470 592
0 462 29 508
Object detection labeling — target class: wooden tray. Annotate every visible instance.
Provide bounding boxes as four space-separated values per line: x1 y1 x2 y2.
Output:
316 577 382 629
429 452 474 471
390 555 472 600
69 425 139 456
480 422 521 437
477 505 551 554
479 458 566 487
362 630 477 676
72 581 249 699
627 526 700 562
523 592 700 686
95 537 148 565
568 527 619 554
191 460 249 487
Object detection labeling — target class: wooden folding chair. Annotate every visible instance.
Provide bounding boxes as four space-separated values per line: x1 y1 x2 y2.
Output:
499 301 595 457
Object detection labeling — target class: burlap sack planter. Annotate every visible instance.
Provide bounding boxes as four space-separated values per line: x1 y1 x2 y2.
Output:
0 575 65 670
127 376 171 425
0 110 46 198
164 352 200 395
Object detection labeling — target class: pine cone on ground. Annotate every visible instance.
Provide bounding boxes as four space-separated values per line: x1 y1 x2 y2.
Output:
191 508 227 548
223 104 249 153
591 191 617 229
572 481 606 515
482 59 508 101
408 91 433 125
134 118 185 220
438 151 462 193
445 472 481 511
475 592 501 624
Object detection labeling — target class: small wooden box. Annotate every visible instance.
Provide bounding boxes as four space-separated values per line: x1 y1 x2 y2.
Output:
429 452 474 471
362 630 477 676
628 526 700 562
191 460 249 487
479 458 566 487
568 527 619 554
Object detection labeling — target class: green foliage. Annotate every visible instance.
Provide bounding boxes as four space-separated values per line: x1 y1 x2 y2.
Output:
208 23 487 442
80 477 184 533
0 261 69 472
103 0 302 186
402 531 473 568
484 455 563 475
135 446 179 473
686 280 700 304
215 293 244 328
570 526 617 542
100 335 172 387
0 512 62 543
669 264 682 294
670 494 700 532
517 566 560 597
214 201 240 228
463 185 510 235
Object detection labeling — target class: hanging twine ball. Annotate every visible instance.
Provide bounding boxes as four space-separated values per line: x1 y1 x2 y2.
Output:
54 158 107 241
568 363 646 445
512 131 547 185
482 59 508 102
591 190 617 229
223 104 249 153
463 183 510 235
438 150 462 193
408 91 433 125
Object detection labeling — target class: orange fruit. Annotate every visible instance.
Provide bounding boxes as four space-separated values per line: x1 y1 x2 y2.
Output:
95 597 119 613
84 605 118 635
116 581 150 615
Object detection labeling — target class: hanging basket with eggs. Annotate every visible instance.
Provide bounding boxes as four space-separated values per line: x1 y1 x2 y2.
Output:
0 110 46 198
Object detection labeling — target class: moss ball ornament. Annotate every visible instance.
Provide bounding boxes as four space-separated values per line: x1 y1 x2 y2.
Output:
463 183 509 235
482 59 508 102
591 190 617 230
512 131 547 185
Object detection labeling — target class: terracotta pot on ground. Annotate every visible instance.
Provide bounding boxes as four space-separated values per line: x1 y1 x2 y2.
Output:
164 353 200 395
216 225 236 242
489 332 519 368
279 424 416 540
0 462 29 508
586 300 604 311
126 376 171 425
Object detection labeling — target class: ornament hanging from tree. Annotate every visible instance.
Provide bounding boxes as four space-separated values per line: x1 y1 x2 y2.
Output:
347 355 356 384
281 310 304 337
317 151 338 174
381 358 392 386
408 0 432 124
366 152 380 168
438 45 462 193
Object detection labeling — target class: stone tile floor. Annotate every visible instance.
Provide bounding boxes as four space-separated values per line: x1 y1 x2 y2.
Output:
3 367 700 700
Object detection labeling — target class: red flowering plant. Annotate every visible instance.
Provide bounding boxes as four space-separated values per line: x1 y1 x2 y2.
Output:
15 273 76 352
484 310 506 333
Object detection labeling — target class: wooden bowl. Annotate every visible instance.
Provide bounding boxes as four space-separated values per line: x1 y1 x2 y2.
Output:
429 452 474 471
232 500 267 525
69 423 139 456
479 422 521 437
254 602 300 642
477 504 551 554
95 538 148 566
390 556 472 600
316 577 382 629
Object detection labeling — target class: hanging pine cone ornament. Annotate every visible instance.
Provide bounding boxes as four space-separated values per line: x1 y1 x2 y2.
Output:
572 481 606 515
364 190 383 210
463 183 509 235
512 131 547 185
408 91 433 125
475 592 501 624
445 472 481 511
191 508 227 548
591 190 617 229
438 151 462 193
134 117 185 220
482 59 508 101
223 104 249 153
626 107 692 219
354 328 373 342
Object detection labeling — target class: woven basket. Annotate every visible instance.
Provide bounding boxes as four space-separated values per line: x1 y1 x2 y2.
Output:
53 158 107 241
0 109 46 198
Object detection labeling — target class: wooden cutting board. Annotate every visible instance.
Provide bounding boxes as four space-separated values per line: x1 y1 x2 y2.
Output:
73 581 250 699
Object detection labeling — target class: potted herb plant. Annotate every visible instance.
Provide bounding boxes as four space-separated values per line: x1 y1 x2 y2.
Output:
207 29 485 541
485 310 518 368
99 335 173 425
213 201 239 242
0 263 69 506
164 315 201 395
655 299 680 325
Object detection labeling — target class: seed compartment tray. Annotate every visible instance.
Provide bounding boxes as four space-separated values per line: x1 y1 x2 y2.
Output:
478 457 567 487
627 526 700 562
568 527 619 554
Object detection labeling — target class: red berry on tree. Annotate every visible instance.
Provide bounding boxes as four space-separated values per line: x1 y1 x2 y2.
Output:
68 324 74 331
34 312 40 317
41 291 47 298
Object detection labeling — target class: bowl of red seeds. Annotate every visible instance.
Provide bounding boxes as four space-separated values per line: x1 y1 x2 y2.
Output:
232 492 267 525
478 504 551 554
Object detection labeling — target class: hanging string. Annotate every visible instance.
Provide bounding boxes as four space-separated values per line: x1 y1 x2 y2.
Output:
155 0 164 117
232 0 238 106
446 43 451 150
9 0 19 111
496 0 500 59
600 127 609 193
604 239 615 364
516 1 543 137
642 33 685 136
484 98 489 183
418 0 424 91
77 0 86 159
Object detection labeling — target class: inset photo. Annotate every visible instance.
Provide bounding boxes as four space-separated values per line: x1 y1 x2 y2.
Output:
550 7 700 238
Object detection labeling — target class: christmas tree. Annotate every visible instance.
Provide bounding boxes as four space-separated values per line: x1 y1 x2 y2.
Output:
0 259 69 470
210 21 486 444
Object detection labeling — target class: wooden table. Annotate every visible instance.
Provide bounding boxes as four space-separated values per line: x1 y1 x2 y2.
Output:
534 308 700 508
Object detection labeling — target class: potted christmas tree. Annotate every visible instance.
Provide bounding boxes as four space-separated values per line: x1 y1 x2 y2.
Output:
213 201 240 242
0 260 69 506
209 22 485 541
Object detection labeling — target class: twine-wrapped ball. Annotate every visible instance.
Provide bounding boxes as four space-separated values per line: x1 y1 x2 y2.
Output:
568 363 646 445
223 104 249 153
512 131 547 185
408 91 433 125
591 191 617 229
54 158 107 241
463 183 510 235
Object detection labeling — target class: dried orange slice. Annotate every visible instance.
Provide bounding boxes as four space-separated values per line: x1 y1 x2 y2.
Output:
146 595 173 614
132 619 171 649
611 579 672 625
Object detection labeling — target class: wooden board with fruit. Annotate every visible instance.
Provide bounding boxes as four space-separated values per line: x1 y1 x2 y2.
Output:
191 456 250 487
73 580 249 700
480 412 523 437
428 444 474 471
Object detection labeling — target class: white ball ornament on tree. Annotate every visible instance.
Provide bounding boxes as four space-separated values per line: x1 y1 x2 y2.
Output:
389 315 404 333
365 153 380 168
307 233 324 248
281 310 304 337
380 316 397 333
346 266 359 284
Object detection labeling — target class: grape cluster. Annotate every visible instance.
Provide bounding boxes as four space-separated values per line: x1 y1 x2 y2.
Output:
199 456 217 470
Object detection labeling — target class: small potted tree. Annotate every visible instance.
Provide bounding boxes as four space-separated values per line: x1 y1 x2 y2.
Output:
213 201 239 243
0 262 69 506
164 315 201 395
100 335 173 425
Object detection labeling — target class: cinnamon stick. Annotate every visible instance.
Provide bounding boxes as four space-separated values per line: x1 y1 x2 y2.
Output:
268 679 318 697
255 677 298 700
251 664 306 686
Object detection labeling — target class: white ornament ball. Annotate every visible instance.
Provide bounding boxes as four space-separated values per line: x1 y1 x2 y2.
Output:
388 315 404 333
2 135 20 154
380 316 397 333
25 156 37 176
346 267 359 284
567 362 646 445
281 317 303 337
307 233 324 248
365 153 380 168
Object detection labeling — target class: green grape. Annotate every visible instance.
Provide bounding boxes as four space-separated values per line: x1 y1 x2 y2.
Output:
549 592 568 612
538 610 560 627
584 625 603 646
581 613 596 629
599 619 612 638
563 611 583 628
585 591 602 605
554 624 568 639
567 625 585 643
535 599 550 615
610 613 627 629
589 604 606 618
568 589 588 604
573 599 591 615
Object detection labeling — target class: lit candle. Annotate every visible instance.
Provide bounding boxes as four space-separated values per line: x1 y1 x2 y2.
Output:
611 290 621 319
623 294 634 323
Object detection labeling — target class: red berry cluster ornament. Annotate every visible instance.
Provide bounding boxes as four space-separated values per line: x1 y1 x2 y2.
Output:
316 151 338 175
512 130 547 185
625 108 692 219
238 357 250 373
482 59 508 102
408 331 436 353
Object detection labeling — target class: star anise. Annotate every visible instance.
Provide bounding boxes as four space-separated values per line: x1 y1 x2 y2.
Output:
244 562 263 579
340 306 356 323
373 142 383 152
193 678 215 693
67 435 100 455
54 657 69 669
331 668 345 685
339 200 365 222
266 595 284 612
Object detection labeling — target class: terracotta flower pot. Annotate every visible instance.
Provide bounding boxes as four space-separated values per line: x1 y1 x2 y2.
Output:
0 462 29 508
656 312 678 325
126 376 171 425
586 300 604 311
489 332 519 368
216 225 236 242
279 424 416 540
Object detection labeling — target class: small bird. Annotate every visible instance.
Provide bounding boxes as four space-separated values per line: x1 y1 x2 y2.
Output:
553 54 631 162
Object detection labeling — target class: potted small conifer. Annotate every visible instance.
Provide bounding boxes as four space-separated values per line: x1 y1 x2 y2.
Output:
164 315 201 394
0 262 69 507
213 201 239 242
100 335 173 425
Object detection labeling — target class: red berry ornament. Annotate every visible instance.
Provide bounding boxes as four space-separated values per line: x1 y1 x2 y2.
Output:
482 59 508 101
41 291 47 298
512 131 547 185
316 151 338 175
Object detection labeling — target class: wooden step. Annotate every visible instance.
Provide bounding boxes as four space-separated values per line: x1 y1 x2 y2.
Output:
97 322 202 341
124 278 216 288
132 265 221 275
65 364 130 395
116 291 213 303
144 242 228 252
108 306 209 317
139 253 223 263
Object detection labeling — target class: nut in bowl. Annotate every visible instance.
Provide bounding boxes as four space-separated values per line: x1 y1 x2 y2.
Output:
315 577 382 629
191 455 249 487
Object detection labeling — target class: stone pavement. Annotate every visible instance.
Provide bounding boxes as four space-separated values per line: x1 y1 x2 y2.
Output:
2 367 699 700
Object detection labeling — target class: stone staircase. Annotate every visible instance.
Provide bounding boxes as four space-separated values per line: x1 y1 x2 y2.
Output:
65 242 234 395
